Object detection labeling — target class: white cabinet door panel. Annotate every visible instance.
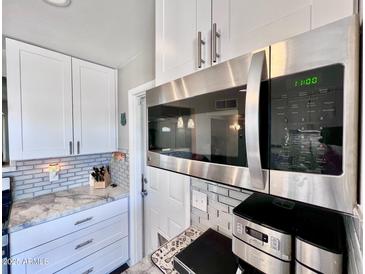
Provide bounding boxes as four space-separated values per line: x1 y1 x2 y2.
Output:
72 58 117 155
212 0 312 63
6 38 73 160
312 0 355 29
197 0 212 70
231 6 311 60
155 0 211 85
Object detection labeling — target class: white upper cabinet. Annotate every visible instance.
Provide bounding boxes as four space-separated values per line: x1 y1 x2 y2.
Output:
72 58 117 155
311 0 356 29
212 0 312 63
6 38 118 160
6 39 74 160
155 0 356 84
155 0 211 85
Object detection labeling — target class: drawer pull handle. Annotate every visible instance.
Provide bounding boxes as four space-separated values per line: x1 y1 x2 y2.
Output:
75 239 93 250
74 217 93 226
82 267 94 274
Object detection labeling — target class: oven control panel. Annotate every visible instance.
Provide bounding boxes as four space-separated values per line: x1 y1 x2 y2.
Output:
270 64 344 176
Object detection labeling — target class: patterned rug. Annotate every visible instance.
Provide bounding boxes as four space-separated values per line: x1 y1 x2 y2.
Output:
151 227 203 274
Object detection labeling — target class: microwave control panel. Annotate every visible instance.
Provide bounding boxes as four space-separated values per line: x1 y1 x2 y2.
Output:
270 64 344 175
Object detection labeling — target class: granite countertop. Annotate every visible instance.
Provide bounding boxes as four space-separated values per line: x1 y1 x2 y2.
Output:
8 184 129 233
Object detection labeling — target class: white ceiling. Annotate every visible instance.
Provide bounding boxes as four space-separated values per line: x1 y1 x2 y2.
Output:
2 0 155 68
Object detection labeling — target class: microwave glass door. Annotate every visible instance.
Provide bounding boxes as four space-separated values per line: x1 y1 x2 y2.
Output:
270 64 344 175
148 86 248 167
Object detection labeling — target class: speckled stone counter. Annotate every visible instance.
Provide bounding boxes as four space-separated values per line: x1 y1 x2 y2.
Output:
8 184 129 233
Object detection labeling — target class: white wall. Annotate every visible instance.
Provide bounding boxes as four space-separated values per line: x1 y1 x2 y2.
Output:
117 28 155 151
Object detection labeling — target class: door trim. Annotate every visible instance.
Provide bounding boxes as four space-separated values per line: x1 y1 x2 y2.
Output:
128 80 155 265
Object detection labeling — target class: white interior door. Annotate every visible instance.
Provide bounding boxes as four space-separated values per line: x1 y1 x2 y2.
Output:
135 95 191 255
6 38 73 160
144 167 191 254
72 58 117 155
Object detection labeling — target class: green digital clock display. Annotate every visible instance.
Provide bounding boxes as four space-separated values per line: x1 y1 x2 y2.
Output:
294 76 319 87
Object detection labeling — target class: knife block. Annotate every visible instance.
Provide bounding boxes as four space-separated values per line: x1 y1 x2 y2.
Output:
90 170 111 189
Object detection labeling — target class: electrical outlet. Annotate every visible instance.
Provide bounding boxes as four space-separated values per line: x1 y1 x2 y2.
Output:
48 163 60 182
192 190 207 212
49 171 59 182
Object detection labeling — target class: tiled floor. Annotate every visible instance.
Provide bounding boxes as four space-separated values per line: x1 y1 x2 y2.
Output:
122 256 162 274
110 263 129 274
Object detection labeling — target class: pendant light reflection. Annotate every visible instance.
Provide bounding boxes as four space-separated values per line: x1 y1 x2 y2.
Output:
177 117 184 128
187 118 195 129
229 123 241 131
161 126 171 132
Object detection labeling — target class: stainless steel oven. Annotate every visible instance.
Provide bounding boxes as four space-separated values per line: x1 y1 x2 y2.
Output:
146 15 359 214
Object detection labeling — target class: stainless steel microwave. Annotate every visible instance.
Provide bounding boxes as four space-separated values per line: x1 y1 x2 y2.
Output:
146 16 359 214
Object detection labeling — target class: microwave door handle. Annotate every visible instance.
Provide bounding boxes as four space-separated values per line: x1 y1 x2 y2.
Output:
245 50 266 190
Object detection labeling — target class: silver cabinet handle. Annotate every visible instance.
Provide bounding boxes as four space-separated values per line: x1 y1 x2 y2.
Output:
82 267 94 274
74 217 93 226
77 141 80 154
245 50 266 190
69 141 73 155
75 239 93 250
197 31 206 68
212 23 221 63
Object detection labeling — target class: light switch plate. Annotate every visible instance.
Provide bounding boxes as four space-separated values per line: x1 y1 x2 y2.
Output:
192 190 207 212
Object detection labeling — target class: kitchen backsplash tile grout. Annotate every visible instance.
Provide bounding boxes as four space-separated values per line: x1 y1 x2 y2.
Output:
3 152 129 200
190 177 252 238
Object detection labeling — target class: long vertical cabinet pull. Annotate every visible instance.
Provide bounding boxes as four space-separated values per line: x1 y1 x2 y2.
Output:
69 141 73 155
77 141 80 154
197 31 206 68
245 51 267 190
212 23 221 63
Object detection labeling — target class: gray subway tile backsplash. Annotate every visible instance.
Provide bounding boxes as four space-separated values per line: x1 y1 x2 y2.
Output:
190 177 252 238
3 152 129 201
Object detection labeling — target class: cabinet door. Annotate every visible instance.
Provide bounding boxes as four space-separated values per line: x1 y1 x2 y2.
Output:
6 39 73 160
212 0 311 63
311 0 355 29
155 0 211 85
72 58 117 155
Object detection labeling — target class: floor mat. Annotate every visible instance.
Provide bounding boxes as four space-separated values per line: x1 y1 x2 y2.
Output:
151 227 203 274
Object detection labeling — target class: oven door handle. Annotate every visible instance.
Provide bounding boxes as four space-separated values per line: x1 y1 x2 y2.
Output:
245 50 267 190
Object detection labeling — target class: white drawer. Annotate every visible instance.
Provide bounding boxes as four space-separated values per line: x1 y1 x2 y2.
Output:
56 237 129 274
11 213 128 274
10 198 128 256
